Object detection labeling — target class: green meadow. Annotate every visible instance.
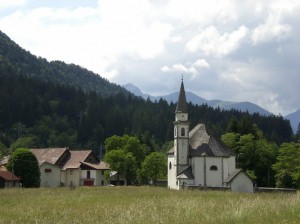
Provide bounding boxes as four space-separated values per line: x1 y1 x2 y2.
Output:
0 186 299 224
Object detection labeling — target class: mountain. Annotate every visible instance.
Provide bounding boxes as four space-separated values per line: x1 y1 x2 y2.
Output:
123 83 271 116
285 109 300 134
207 101 271 116
0 30 128 97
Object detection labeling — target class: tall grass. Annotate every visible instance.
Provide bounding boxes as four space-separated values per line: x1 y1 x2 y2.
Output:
0 186 299 224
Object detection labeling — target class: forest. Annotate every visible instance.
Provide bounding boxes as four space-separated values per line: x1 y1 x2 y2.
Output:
0 29 300 188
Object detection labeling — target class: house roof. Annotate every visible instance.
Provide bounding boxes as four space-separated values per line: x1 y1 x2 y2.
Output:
62 150 92 170
189 124 235 157
177 166 194 179
31 148 68 166
175 81 188 113
80 161 110 170
0 171 20 181
224 169 253 183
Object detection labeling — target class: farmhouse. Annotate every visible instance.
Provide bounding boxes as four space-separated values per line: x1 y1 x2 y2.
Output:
167 81 254 193
31 148 110 187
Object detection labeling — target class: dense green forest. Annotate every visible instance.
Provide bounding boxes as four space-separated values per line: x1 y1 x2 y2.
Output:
1 29 299 188
0 72 294 150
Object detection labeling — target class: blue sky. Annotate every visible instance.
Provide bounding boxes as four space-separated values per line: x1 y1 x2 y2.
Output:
1 0 300 115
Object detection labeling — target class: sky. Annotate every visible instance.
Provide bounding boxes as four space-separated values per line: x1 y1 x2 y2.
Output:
0 0 300 116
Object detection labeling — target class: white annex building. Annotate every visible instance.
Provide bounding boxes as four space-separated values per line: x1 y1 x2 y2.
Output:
167 81 254 193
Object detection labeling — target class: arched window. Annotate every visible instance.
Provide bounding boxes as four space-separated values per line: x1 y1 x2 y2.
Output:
169 162 172 170
174 127 177 137
181 128 185 136
210 165 218 171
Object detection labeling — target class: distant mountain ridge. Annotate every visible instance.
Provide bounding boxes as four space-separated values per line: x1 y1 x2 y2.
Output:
123 83 300 133
123 83 271 115
285 109 300 134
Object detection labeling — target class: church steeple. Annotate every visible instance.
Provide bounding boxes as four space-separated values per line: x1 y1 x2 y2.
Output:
173 79 189 176
175 81 188 113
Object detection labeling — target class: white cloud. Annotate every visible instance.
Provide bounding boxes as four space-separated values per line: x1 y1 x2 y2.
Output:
0 0 26 8
161 59 209 79
192 59 210 69
186 26 249 56
1 0 300 115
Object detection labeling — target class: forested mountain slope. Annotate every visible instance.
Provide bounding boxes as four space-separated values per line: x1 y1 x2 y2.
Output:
0 30 128 97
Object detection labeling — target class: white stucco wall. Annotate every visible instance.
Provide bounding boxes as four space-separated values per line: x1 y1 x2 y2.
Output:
40 163 61 187
229 172 254 193
95 170 107 186
206 157 222 187
192 157 204 186
61 169 80 187
168 155 179 190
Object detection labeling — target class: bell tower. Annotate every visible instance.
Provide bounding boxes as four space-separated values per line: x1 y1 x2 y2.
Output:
174 80 190 175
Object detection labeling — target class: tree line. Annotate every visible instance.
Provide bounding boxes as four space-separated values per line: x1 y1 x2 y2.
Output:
0 73 295 152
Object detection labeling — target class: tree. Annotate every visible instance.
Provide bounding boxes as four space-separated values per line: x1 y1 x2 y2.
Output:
124 152 137 185
124 136 147 167
104 135 129 153
140 152 166 185
221 131 278 187
7 148 40 187
10 136 37 152
105 149 126 181
273 142 300 188
221 132 240 152
0 141 8 160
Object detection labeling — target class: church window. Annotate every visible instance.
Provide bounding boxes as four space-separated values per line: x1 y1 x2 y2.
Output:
210 165 218 171
169 162 172 169
174 127 177 137
181 128 185 136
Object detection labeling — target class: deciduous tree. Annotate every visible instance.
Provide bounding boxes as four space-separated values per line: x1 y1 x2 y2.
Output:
7 148 40 187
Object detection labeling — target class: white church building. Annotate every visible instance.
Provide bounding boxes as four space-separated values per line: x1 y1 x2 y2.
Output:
167 81 254 193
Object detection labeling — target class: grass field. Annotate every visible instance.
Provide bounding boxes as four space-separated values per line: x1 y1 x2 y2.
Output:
0 186 299 224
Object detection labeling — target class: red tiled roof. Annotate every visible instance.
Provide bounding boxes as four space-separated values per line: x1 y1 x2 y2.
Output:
31 148 68 166
81 161 110 170
62 150 92 170
0 171 20 181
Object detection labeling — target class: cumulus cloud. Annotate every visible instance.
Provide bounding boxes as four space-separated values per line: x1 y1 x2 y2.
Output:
161 59 209 79
186 26 249 57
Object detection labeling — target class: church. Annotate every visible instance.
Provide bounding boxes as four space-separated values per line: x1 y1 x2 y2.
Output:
167 81 254 193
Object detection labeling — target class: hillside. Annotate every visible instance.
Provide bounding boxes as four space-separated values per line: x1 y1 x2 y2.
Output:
0 30 128 97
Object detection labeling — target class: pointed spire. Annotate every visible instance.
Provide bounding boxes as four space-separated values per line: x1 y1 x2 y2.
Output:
175 80 188 113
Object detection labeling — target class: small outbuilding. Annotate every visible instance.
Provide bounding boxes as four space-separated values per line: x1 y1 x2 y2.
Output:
224 169 254 193
0 170 21 188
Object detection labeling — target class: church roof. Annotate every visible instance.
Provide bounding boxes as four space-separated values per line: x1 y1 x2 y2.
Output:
189 124 235 157
167 123 235 157
175 81 188 113
177 166 194 179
